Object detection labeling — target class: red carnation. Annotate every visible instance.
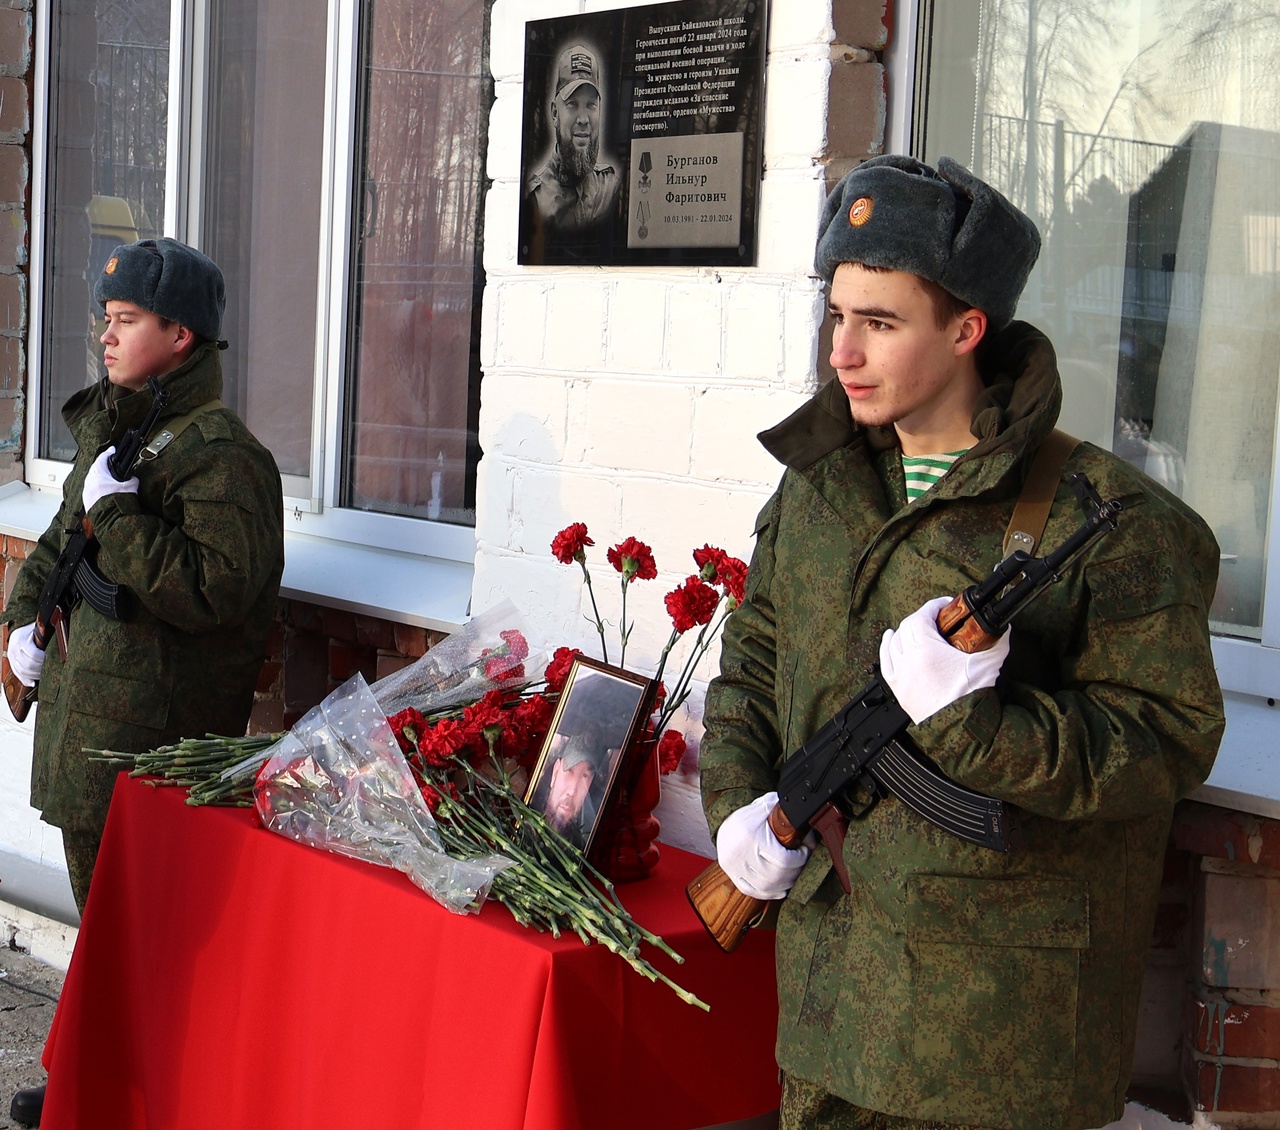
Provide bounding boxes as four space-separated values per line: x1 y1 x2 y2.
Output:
420 780 459 815
693 545 727 580
461 691 508 755
717 555 748 607
507 693 555 768
664 575 720 634
657 729 687 774
551 523 593 564
543 646 582 694
484 655 525 682
416 716 468 768
499 629 530 661
387 707 428 755
607 536 657 582
693 545 747 606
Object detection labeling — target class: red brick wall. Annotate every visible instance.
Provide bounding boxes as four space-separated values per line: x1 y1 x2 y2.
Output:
1135 801 1280 1124
262 598 447 733
1173 802 1280 1123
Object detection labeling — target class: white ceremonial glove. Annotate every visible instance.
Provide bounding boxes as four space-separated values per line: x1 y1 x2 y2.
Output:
6 622 44 687
879 595 1011 726
82 447 140 514
716 791 811 901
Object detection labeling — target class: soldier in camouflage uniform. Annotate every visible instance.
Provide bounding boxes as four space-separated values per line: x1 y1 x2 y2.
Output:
4 238 284 913
699 157 1224 1130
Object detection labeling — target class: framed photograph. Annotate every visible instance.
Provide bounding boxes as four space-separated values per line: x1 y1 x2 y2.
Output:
524 656 654 854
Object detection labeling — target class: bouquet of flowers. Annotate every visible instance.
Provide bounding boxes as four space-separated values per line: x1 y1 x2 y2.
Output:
372 599 545 717
89 532 746 1007
91 603 708 1007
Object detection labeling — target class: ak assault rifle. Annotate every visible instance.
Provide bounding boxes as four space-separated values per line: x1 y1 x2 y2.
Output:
687 473 1123 953
1 376 169 722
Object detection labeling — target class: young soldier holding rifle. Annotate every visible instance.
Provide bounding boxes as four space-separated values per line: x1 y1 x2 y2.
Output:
697 157 1224 1130
2 239 284 1124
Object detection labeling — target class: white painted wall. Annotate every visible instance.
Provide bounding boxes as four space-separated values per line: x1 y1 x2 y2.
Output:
475 1 836 851
0 712 51 861
0 705 78 939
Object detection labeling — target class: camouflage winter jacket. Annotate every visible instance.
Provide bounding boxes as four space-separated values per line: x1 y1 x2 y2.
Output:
699 322 1224 1130
4 343 284 839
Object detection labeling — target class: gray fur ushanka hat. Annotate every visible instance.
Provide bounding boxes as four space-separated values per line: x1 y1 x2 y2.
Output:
815 155 1041 331
94 237 226 343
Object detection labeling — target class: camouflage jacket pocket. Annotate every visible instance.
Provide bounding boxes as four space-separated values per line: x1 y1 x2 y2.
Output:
66 666 173 730
906 874 1089 1081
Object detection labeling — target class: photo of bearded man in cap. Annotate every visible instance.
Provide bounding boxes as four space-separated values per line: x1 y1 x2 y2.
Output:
698 156 1223 1130
530 734 607 851
523 42 621 238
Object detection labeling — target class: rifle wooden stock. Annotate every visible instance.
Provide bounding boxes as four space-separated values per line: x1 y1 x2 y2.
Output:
1 657 34 722
688 802 804 952
3 606 66 723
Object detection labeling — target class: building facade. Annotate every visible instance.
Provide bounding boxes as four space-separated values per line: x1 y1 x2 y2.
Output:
0 0 1276 1120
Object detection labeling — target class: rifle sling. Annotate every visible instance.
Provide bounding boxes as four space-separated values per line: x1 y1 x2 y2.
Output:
135 399 224 463
1003 428 1080 557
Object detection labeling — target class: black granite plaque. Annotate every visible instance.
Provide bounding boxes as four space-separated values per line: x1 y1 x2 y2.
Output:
518 0 767 267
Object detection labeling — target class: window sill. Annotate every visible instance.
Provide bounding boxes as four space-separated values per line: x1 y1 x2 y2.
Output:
280 531 471 633
1192 691 1280 820
0 483 472 634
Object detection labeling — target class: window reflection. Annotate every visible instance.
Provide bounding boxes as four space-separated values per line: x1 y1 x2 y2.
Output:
341 0 489 525
42 0 168 460
924 0 1280 638
204 0 325 479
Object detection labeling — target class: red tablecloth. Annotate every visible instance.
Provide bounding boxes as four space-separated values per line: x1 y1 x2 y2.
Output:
41 775 780 1130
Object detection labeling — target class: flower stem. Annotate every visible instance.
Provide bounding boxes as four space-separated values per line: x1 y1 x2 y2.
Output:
580 563 610 664
619 578 631 668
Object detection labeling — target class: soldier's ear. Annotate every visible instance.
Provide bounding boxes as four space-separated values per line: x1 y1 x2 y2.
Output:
953 309 987 357
171 322 196 359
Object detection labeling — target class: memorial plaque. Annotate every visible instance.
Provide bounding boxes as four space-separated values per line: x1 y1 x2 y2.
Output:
518 0 767 267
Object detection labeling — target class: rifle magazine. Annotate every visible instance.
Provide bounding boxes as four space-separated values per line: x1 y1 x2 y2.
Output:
867 739 1009 852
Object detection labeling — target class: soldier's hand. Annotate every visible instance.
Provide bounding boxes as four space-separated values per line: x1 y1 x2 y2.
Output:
880 595 1010 725
6 622 44 687
82 446 140 513
716 791 810 900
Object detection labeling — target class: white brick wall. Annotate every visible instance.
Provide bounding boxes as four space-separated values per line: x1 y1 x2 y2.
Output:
476 1 853 851
477 0 833 630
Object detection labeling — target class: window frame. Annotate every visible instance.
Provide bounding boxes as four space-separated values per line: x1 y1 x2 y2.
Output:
886 0 1280 699
25 0 479 569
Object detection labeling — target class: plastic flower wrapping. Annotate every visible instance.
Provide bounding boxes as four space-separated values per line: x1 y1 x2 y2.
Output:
371 599 545 717
253 672 512 915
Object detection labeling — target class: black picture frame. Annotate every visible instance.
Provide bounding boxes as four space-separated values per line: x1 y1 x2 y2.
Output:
524 656 655 854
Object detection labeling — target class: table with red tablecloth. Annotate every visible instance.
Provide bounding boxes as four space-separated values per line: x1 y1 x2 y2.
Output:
40 774 780 1130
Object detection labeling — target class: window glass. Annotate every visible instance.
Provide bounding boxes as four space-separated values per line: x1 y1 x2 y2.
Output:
203 0 326 478
341 0 489 525
41 0 168 459
922 0 1280 639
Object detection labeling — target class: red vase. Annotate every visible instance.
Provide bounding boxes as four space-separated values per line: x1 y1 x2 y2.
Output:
590 739 661 882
